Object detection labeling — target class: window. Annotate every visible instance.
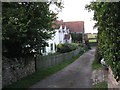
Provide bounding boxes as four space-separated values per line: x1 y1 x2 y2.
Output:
54 43 57 51
59 30 61 33
47 44 49 47
66 40 68 43
42 47 46 53
51 43 53 51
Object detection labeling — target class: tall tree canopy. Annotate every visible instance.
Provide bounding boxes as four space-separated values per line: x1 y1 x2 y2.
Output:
86 2 120 81
2 2 63 58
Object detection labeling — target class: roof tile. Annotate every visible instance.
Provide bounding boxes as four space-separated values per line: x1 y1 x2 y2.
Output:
55 20 84 33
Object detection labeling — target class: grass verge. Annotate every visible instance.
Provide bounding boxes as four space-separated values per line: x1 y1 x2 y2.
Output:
92 59 102 70
92 81 108 89
3 53 83 89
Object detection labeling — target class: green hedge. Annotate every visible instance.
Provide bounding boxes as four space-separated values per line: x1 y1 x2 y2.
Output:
86 2 120 81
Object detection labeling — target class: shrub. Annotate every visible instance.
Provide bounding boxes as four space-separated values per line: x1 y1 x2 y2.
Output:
94 46 102 64
57 43 78 53
70 43 78 50
78 43 84 47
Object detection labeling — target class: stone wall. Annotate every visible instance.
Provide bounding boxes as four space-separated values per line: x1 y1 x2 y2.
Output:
2 56 35 87
108 67 120 88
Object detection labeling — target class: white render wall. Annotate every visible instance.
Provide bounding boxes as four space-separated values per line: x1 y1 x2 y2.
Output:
54 29 60 45
42 25 72 56
42 29 59 56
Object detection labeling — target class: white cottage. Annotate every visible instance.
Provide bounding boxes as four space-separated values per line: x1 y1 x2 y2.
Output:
41 24 72 56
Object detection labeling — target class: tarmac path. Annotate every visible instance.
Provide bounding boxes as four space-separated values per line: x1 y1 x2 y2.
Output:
30 48 95 88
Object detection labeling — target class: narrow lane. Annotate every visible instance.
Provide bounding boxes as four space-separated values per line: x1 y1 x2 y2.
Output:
30 48 95 88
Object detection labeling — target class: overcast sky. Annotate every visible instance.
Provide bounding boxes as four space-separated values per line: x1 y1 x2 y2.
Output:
57 0 98 33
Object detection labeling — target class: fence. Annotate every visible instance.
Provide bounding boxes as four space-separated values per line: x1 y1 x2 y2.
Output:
36 48 81 70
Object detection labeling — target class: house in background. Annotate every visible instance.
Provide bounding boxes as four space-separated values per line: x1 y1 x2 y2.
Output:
56 20 85 43
64 21 84 34
58 25 72 44
41 22 72 56
41 20 85 56
64 21 85 43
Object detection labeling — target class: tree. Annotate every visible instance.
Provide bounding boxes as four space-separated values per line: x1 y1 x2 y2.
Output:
2 2 63 58
86 2 120 81
70 33 82 43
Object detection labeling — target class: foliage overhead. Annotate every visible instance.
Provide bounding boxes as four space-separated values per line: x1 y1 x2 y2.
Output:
86 2 120 81
2 2 63 58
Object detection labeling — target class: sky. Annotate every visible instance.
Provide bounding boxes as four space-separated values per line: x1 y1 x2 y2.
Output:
57 0 98 33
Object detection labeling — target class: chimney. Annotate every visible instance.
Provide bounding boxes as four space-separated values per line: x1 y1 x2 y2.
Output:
60 19 63 25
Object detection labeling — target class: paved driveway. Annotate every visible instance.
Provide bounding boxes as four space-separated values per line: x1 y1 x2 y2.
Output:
30 48 95 88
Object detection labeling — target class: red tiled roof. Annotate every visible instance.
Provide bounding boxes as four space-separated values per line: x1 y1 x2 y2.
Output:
64 34 71 40
64 21 84 33
54 20 84 33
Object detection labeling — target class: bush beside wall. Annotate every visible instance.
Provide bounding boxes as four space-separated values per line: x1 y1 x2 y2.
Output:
57 43 78 53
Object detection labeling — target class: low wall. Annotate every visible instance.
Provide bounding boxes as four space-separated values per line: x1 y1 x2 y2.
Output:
108 67 120 88
36 48 81 70
2 48 82 87
2 56 35 87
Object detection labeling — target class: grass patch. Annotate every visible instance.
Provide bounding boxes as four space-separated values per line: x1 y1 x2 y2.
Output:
92 81 108 89
88 34 97 39
3 53 82 89
92 59 102 70
89 39 97 42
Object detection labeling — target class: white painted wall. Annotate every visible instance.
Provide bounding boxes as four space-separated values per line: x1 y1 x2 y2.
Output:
41 25 72 56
